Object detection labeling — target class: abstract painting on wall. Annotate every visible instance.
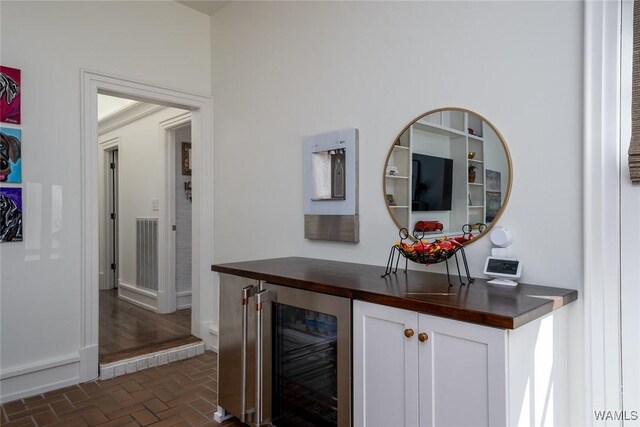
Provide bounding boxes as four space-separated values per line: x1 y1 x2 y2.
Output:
485 169 501 192
1 127 21 183
0 187 23 242
0 66 21 124
182 142 191 175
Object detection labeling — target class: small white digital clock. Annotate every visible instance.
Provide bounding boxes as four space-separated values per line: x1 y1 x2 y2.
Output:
483 256 522 286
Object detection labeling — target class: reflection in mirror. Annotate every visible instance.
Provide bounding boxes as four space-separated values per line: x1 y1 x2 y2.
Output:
384 108 512 244
312 148 346 200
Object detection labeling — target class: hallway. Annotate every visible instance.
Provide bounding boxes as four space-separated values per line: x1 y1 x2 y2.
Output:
100 289 198 364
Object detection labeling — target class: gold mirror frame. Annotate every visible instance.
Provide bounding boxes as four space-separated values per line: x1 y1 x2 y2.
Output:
383 107 513 244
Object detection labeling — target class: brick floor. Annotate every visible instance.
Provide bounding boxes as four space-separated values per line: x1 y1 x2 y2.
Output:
0 352 244 427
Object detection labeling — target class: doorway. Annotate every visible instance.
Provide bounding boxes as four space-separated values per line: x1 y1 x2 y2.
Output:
81 71 214 381
97 96 195 364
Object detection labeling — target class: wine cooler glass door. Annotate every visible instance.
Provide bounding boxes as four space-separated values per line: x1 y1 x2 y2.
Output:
264 284 351 427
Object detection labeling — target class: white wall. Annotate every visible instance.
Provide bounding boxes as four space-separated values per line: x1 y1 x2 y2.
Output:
0 1 210 402
212 0 583 282
212 1 583 424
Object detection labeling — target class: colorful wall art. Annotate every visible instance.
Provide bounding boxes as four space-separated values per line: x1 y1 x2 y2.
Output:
0 66 21 124
0 187 23 242
0 127 22 183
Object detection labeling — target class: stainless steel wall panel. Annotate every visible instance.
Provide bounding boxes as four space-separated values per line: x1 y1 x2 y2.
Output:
304 214 359 243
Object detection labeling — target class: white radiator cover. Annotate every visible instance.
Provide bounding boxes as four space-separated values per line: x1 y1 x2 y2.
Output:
136 218 158 291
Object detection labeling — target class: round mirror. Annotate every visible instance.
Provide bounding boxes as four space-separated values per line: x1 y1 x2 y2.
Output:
384 107 512 244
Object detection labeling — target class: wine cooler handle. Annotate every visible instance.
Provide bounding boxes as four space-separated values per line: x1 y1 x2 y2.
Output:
241 284 258 423
255 288 271 427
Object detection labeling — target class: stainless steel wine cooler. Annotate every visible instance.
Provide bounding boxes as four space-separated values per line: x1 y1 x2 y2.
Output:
218 274 352 427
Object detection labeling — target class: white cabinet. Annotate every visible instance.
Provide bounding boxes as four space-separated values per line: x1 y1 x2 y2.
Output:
417 312 507 427
354 300 573 427
354 300 507 427
353 302 419 427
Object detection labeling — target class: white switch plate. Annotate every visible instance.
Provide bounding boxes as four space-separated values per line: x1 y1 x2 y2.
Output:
151 199 159 211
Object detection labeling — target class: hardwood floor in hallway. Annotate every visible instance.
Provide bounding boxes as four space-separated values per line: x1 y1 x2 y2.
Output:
100 289 198 364
0 352 244 427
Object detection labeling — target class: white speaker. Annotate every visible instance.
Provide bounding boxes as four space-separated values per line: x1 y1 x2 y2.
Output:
490 226 512 257
490 226 512 248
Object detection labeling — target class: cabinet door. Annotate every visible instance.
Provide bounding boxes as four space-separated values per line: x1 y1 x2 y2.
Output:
353 301 419 427
418 313 507 427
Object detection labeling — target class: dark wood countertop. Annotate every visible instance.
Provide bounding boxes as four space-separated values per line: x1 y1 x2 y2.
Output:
211 257 578 329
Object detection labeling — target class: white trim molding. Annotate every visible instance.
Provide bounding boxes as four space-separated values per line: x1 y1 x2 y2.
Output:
118 281 159 312
620 0 640 418
0 355 81 403
99 342 204 380
177 290 192 310
80 70 214 382
206 324 219 353
98 103 164 135
583 1 623 425
98 135 120 149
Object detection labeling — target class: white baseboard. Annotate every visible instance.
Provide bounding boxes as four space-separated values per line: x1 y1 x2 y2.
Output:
206 325 219 352
79 344 99 382
99 272 115 291
99 342 204 380
118 281 158 312
177 290 192 309
0 355 80 403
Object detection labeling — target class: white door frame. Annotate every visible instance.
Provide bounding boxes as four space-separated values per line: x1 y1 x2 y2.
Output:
620 0 640 417
102 139 119 291
158 113 192 314
583 1 623 424
80 70 213 381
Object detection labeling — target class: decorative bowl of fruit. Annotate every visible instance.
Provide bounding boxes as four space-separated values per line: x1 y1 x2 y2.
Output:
382 228 474 285
395 236 461 265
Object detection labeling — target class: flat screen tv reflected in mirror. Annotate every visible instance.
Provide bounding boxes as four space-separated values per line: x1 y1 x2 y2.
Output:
411 153 453 211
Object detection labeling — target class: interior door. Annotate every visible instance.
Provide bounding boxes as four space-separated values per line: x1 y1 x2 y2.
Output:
107 149 119 289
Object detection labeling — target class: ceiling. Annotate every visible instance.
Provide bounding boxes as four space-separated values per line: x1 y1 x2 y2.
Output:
177 1 231 16
97 94 137 121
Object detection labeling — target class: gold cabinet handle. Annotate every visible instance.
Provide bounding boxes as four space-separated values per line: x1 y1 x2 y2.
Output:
404 328 414 338
418 332 429 342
